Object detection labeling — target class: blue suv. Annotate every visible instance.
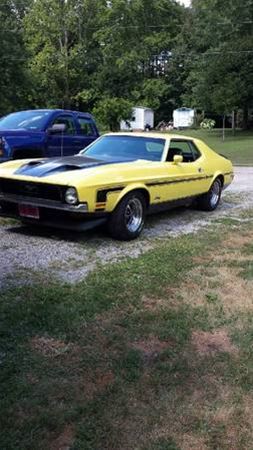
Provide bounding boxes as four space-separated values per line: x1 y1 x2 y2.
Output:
0 109 99 162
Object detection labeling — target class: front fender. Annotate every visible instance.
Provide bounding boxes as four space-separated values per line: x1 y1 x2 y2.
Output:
106 183 150 211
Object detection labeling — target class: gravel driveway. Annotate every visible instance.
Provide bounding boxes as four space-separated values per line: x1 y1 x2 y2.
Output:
1 167 253 288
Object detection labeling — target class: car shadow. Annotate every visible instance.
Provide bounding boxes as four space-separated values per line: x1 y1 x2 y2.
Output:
4 196 233 244
5 206 192 244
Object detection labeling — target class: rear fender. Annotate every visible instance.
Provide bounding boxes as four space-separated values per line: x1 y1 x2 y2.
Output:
207 172 224 190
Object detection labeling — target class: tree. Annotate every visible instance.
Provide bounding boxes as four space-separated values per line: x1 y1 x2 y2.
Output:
182 0 253 127
93 0 184 117
0 0 30 115
24 0 104 109
93 97 133 131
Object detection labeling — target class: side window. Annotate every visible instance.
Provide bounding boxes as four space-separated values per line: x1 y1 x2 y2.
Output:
189 141 201 160
167 140 200 163
146 141 165 161
77 117 95 136
52 115 76 135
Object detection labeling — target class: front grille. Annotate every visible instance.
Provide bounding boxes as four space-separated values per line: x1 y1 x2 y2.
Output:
0 178 63 202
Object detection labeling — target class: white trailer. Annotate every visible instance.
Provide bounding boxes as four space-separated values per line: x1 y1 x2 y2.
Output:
173 107 195 129
120 106 154 131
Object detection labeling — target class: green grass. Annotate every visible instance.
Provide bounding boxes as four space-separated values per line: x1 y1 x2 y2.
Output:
165 128 253 165
1 219 253 449
0 217 19 226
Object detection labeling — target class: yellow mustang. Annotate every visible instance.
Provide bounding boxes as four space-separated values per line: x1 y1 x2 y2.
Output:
0 133 233 240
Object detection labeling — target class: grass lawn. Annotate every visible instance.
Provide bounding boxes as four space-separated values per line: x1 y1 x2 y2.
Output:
166 129 253 166
1 214 253 449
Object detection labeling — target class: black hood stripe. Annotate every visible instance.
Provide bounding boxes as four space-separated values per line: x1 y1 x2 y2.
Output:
14 155 135 178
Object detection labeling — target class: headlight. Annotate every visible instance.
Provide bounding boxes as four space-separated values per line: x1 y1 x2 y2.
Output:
65 187 78 205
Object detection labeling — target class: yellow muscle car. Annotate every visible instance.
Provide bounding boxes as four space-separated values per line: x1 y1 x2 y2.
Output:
0 133 233 240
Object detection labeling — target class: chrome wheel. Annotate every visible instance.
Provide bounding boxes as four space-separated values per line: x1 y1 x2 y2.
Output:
210 180 221 208
124 197 144 233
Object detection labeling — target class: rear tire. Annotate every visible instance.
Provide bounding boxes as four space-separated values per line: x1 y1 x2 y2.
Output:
196 178 222 211
107 191 146 240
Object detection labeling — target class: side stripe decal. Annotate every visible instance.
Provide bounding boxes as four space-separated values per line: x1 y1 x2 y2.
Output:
146 175 213 187
95 172 230 203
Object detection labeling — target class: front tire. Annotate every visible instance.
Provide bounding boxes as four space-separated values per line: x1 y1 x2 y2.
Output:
197 178 222 211
107 191 146 240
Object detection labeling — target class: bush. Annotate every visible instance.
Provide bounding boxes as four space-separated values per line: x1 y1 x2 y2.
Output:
200 118 216 130
93 97 133 131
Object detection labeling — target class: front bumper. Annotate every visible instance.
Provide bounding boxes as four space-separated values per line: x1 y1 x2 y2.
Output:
0 195 108 231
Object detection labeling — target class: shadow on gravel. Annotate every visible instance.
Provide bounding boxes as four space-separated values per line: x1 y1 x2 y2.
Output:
5 206 192 243
3 197 237 246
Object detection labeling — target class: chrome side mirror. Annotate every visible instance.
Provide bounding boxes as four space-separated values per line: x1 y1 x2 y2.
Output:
173 154 183 164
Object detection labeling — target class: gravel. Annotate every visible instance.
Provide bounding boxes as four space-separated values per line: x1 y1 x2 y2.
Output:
1 166 253 287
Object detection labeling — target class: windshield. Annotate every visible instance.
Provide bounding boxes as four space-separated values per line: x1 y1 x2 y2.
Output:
82 135 166 161
0 111 51 131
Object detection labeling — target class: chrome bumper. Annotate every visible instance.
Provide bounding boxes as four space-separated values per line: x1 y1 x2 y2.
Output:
0 193 88 212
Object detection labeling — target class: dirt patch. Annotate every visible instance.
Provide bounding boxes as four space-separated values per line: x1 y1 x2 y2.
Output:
222 232 252 249
206 230 253 265
213 404 236 428
141 295 170 311
179 433 208 450
96 370 114 390
242 394 253 431
167 278 208 308
209 392 253 450
165 263 253 312
191 330 238 356
79 369 115 401
216 266 253 310
50 424 75 450
131 335 172 362
31 336 71 357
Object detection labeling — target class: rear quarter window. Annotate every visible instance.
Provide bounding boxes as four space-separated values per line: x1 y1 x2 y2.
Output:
78 117 95 136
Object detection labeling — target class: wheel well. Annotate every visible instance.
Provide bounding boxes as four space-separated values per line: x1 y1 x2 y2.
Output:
13 149 43 160
216 175 224 187
132 188 150 207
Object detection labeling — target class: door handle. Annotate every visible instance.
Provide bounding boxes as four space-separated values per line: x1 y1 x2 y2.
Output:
198 167 204 173
74 140 82 144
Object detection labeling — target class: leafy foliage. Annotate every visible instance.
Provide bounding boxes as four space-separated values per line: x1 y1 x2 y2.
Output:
200 118 216 130
0 0 252 127
0 1 30 115
0 0 184 119
182 0 253 124
93 97 133 131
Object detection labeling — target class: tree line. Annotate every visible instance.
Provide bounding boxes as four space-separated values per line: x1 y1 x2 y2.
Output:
1 0 252 129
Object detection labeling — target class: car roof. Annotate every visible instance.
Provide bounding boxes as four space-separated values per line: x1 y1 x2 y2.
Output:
10 109 93 118
105 132 198 141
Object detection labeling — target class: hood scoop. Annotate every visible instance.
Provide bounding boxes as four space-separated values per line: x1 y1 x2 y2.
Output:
15 155 107 178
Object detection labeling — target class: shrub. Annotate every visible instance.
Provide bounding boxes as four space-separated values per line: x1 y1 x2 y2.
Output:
200 118 216 130
93 97 133 131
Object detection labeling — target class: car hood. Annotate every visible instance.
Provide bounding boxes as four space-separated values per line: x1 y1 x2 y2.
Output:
0 155 155 187
13 155 137 178
0 129 43 137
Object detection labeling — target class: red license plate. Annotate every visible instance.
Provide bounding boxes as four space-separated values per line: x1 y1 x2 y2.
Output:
18 204 40 219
